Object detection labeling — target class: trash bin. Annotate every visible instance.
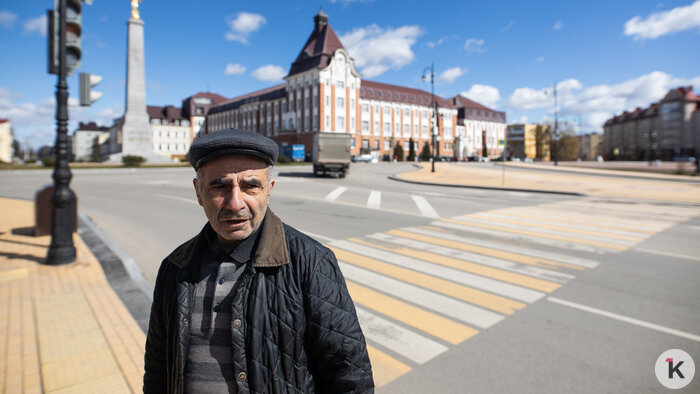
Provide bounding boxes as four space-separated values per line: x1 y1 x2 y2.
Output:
34 185 78 236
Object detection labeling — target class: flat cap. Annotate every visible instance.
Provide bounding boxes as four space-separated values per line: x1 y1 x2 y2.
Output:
189 128 278 170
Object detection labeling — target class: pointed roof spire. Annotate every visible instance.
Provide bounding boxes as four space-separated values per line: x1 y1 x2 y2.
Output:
288 10 345 77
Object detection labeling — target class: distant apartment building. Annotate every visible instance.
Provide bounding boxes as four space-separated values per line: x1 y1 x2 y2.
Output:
603 86 700 160
148 105 191 160
578 133 602 161
181 92 227 139
72 122 110 161
0 119 13 163
206 10 461 159
506 123 551 160
450 95 506 159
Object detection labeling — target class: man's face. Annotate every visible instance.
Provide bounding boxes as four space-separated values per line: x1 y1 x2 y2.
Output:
193 155 274 247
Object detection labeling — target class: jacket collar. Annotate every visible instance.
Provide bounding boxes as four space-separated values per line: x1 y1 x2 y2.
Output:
165 208 289 269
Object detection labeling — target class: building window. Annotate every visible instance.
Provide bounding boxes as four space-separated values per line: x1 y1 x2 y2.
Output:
422 125 428 136
362 120 369 131
395 123 400 135
351 99 355 108
313 115 318 129
305 115 309 131
374 140 379 150
362 104 369 112
325 96 329 106
384 107 390 115
404 109 409 116
384 122 390 134
351 117 355 130
325 115 330 128
404 124 409 136
337 97 344 108
350 138 355 148
337 116 345 128
362 139 369 149
337 81 344 88
374 106 379 114
414 125 418 136
374 121 379 135
384 140 390 150
404 141 409 151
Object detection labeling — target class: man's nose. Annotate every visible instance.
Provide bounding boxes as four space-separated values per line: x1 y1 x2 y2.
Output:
224 186 246 211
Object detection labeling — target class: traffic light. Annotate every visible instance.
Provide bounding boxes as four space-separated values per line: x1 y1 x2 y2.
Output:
48 0 90 75
79 73 102 106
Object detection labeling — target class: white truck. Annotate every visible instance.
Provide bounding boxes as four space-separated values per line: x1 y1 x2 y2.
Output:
312 132 351 177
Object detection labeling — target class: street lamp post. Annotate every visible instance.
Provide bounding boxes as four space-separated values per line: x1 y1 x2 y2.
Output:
47 0 77 264
553 81 559 166
422 63 438 173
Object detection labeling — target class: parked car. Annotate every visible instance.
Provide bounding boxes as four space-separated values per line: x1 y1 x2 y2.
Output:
672 155 696 162
477 156 490 162
352 154 377 163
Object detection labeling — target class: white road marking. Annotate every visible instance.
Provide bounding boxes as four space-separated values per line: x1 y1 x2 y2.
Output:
299 230 338 244
331 240 544 303
455 215 635 246
324 186 348 202
423 225 599 269
368 232 574 283
367 191 382 209
474 212 646 238
339 262 503 329
411 195 440 218
355 307 448 364
684 224 700 232
547 297 700 343
432 220 607 254
634 247 700 262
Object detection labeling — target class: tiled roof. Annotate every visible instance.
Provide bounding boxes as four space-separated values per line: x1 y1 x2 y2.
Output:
450 94 506 122
360 80 455 108
147 105 186 121
288 10 345 77
0 118 8 124
75 122 109 132
209 84 287 115
188 92 228 104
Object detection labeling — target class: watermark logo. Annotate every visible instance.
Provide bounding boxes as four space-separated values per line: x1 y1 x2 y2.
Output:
655 349 695 389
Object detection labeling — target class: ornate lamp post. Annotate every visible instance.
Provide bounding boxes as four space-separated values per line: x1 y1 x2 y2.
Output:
422 63 438 173
47 0 77 264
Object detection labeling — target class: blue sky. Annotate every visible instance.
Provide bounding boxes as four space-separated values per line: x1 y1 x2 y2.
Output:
1 0 699 148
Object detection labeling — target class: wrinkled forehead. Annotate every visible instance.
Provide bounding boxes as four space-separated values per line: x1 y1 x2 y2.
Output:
199 154 270 180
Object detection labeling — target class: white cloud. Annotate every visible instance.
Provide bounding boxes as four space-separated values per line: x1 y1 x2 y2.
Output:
464 38 485 53
506 71 700 131
340 24 422 78
23 15 46 36
461 84 502 108
436 67 465 85
96 104 123 119
535 56 545 63
553 20 564 30
624 0 700 40
225 63 246 75
501 21 515 32
252 65 286 82
427 36 447 48
0 10 17 28
225 12 266 44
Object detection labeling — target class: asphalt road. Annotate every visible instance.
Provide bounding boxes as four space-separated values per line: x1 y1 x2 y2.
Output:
1 162 699 393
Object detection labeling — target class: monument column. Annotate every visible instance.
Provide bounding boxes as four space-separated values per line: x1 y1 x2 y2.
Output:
113 1 166 161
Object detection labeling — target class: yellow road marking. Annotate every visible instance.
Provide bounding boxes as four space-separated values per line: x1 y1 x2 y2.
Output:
528 206 672 229
494 210 658 235
0 268 29 283
442 219 628 251
346 281 478 344
333 248 525 315
350 238 561 293
389 229 587 270
366 345 411 388
474 214 643 242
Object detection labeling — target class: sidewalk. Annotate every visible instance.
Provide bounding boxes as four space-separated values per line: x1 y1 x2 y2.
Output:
393 163 700 204
0 197 145 393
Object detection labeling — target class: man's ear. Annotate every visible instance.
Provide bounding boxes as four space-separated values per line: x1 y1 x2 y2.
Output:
268 179 275 197
193 178 203 206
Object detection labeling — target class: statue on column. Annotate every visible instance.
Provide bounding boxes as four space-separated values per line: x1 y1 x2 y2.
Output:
131 0 141 20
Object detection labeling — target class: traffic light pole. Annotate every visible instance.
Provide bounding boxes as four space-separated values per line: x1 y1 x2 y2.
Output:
47 0 77 264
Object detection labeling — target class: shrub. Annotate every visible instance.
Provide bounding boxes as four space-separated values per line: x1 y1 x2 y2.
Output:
122 155 146 167
420 142 432 161
42 157 55 167
407 137 416 162
393 143 404 161
276 155 292 164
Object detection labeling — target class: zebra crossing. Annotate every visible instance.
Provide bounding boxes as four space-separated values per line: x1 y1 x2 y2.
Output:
323 186 445 218
323 198 700 388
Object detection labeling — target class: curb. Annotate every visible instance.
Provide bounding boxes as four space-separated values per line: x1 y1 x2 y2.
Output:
387 175 586 197
78 213 153 332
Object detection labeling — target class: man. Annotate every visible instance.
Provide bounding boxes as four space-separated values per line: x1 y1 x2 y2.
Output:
144 128 374 393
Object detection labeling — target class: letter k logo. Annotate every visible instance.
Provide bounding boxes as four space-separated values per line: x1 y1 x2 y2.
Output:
666 358 685 379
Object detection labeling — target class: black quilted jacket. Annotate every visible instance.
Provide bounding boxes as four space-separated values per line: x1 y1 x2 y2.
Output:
143 210 374 393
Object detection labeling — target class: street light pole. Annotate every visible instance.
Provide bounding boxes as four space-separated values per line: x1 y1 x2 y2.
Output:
423 63 437 173
47 0 77 264
553 81 559 166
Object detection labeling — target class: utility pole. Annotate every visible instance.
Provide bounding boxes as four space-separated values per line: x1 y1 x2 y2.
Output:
553 81 559 166
423 63 437 172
